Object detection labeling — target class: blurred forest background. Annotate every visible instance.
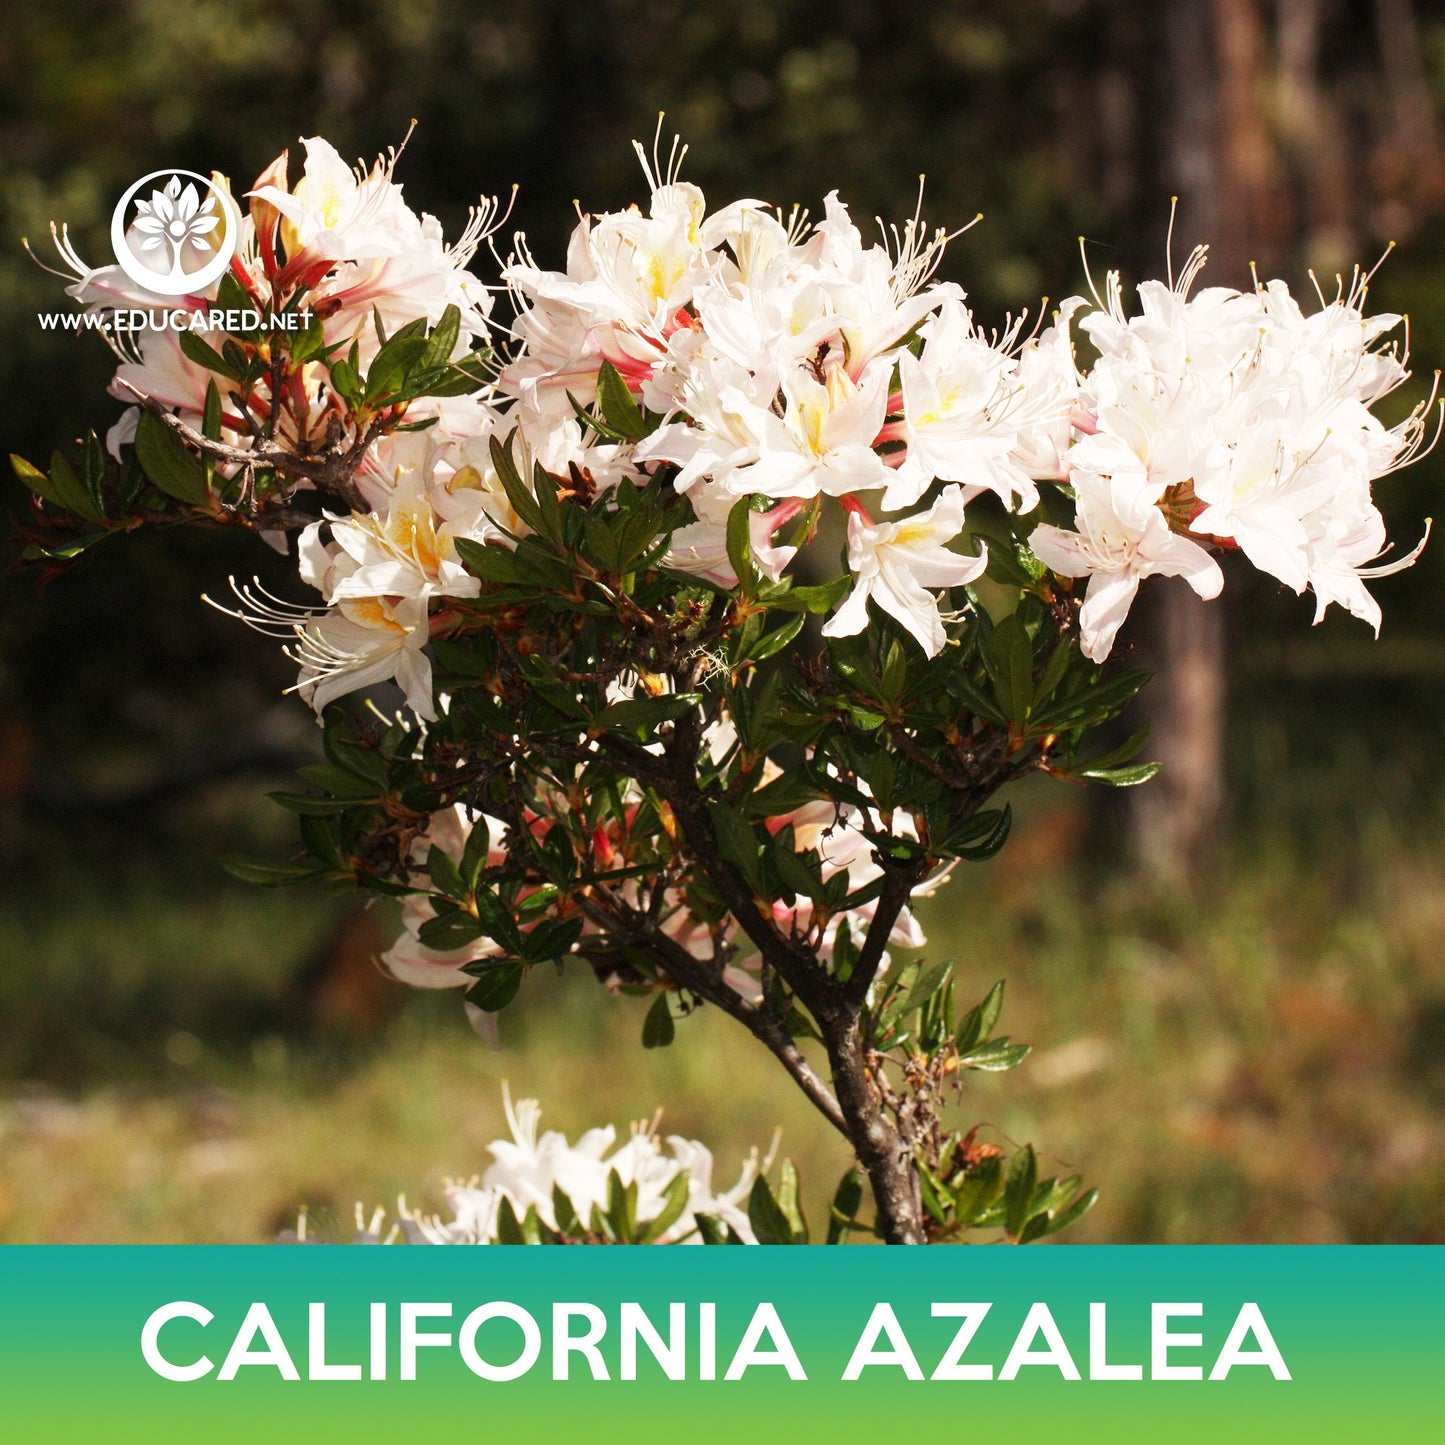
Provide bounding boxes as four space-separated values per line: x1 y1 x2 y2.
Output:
3 0 1445 1243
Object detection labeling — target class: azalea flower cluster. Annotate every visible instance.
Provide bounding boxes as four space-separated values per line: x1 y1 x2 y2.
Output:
1030 254 1434 661
55 131 1429 703
60 136 493 467
297 1094 761 1245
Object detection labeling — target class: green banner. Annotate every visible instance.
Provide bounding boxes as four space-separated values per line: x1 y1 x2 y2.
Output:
0 1246 1435 1441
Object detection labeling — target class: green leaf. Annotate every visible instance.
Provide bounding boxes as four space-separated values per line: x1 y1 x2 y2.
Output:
134 411 208 505
772 576 851 613
294 757 381 803
11 454 57 506
744 614 805 664
747 1176 794 1245
459 812 494 888
943 805 1013 862
215 270 251 318
595 360 647 441
954 980 1006 1053
418 908 486 951
419 304 462 372
1079 761 1161 787
606 1168 639 1244
1073 721 1151 774
642 991 676 1049
1033 640 1073 703
464 960 524 1012
707 801 762 890
639 1172 691 1243
531 460 564 544
960 1037 1031 1072
1031 668 1150 732
950 1154 1004 1226
725 497 757 591
178 328 244 381
523 916 584 964
287 310 329 366
774 1159 809 1243
489 434 547 535
45 450 108 524
471 889 524 954
1044 1186 1099 1237
552 1185 581 1237
898 960 954 1022
426 845 469 904
79 431 107 515
1004 1145 1038 1241
495 1194 525 1244
983 613 1034 725
599 692 701 732
220 855 328 886
267 791 355 815
827 1169 865 1244
694 1213 738 1246
453 537 535 586
201 379 223 442
770 836 826 903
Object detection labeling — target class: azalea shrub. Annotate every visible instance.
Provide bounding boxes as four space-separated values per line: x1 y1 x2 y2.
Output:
14 132 1434 1244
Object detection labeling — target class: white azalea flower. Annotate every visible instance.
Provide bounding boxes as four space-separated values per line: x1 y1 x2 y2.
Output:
823 484 988 657
248 136 420 262
296 593 438 720
321 473 480 608
888 295 1040 512
1029 436 1224 662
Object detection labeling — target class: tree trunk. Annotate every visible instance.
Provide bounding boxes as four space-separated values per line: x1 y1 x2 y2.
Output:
1115 0 1286 883
823 1015 926 1244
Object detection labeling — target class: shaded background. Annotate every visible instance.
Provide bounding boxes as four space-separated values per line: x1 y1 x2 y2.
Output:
3 0 1445 1241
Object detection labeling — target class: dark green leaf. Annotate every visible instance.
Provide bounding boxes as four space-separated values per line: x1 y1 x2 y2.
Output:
488 434 546 536
426 845 469 904
707 801 762 889
134 411 208 505
595 360 647 441
464 960 524 1012
954 979 1006 1053
599 692 701 731
220 855 328 885
419 908 486 951
495 1194 525 1244
178 328 244 381
642 991 676 1049
983 613 1034 725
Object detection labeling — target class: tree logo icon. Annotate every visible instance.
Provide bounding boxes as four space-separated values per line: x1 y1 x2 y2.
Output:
110 169 239 297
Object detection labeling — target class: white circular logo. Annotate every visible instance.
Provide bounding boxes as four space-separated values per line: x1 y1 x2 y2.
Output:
110 169 239 297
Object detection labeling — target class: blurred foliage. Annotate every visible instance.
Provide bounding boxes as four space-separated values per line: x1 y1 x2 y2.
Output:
3 0 1445 1241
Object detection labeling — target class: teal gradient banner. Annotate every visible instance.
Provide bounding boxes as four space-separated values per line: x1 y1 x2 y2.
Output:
0 1247 1437 1441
